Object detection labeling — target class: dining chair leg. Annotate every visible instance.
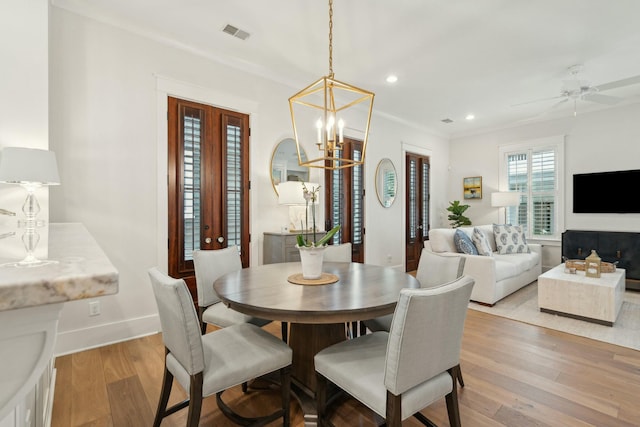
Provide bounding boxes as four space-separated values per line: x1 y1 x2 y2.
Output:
455 364 465 387
385 390 402 427
316 373 328 427
445 368 462 427
187 373 204 427
198 307 207 335
153 363 174 427
280 366 292 427
281 321 288 343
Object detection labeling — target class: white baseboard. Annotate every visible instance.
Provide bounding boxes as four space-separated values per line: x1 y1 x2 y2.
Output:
54 314 161 356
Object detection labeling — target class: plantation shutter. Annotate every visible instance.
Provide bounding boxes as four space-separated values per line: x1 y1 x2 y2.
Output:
531 149 555 236
408 157 417 240
352 148 363 245
505 146 558 239
182 106 202 264
225 117 243 248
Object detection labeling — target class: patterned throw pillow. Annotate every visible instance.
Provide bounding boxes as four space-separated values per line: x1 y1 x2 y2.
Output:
493 224 530 254
454 229 478 255
472 227 493 256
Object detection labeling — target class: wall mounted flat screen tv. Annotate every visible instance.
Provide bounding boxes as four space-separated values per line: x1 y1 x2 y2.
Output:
573 169 640 213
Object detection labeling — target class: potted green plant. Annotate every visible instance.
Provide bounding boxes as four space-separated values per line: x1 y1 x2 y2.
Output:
295 183 341 279
447 200 472 228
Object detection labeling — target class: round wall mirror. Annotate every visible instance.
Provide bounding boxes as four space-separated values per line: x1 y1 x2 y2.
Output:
271 138 310 195
375 158 397 208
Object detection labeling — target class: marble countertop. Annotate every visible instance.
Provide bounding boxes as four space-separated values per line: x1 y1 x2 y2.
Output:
0 223 119 311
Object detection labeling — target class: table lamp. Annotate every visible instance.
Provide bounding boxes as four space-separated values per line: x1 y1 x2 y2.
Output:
0 147 60 267
491 191 520 224
278 181 318 232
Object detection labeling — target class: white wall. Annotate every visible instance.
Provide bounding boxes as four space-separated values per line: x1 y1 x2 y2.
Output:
0 0 50 258
48 7 450 354
450 102 640 269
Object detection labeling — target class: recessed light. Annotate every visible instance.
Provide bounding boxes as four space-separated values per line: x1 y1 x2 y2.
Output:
465 114 475 121
386 75 398 83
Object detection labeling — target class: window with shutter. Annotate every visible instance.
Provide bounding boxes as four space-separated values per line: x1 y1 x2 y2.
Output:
501 137 564 240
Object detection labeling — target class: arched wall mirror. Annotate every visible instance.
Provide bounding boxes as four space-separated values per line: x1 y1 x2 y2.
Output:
271 138 310 195
375 158 397 208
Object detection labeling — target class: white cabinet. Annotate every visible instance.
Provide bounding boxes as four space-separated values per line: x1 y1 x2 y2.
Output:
0 224 118 426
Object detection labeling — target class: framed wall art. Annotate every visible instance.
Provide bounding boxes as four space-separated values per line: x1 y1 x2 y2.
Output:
463 176 482 199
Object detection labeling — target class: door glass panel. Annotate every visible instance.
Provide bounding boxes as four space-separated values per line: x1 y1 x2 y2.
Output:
421 161 429 239
226 123 242 247
183 110 201 262
352 149 363 244
331 167 343 244
408 158 417 240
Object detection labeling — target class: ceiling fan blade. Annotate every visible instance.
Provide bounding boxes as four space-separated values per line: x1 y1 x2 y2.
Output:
582 93 622 105
594 74 640 92
511 94 565 107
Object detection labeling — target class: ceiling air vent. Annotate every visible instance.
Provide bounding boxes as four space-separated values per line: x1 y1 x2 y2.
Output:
441 118 454 123
223 24 250 41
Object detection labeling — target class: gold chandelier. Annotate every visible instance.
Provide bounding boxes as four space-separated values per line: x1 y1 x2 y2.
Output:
288 0 374 170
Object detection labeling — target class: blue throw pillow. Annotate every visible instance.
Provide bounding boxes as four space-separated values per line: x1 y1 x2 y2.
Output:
454 229 478 255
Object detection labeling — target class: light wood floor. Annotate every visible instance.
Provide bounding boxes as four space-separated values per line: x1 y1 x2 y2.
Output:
51 310 640 426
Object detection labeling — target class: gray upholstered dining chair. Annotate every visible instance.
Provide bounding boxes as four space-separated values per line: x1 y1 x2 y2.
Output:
148 267 293 427
193 247 272 335
322 242 358 338
363 248 467 386
323 242 352 262
364 250 465 334
315 275 475 427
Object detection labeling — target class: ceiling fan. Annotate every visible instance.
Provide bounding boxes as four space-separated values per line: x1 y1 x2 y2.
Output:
513 64 640 116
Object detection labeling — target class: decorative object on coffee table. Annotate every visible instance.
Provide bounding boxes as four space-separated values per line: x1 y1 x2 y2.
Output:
585 250 602 278
564 258 616 273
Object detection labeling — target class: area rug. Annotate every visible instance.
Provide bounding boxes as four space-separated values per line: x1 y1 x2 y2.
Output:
468 282 640 351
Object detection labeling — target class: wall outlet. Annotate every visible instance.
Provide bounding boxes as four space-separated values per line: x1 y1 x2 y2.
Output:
89 300 101 316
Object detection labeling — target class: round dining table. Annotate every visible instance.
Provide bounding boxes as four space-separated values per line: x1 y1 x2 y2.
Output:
214 261 419 425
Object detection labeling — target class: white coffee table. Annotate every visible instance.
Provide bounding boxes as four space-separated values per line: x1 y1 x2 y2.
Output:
538 263 625 326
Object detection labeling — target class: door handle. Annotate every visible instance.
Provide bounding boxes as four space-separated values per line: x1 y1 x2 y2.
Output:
217 236 225 244
204 237 212 244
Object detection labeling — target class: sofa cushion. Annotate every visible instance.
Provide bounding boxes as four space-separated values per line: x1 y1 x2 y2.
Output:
493 224 530 254
454 229 478 255
493 252 540 281
472 227 493 256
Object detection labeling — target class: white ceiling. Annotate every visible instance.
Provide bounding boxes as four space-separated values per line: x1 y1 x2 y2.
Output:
52 0 640 138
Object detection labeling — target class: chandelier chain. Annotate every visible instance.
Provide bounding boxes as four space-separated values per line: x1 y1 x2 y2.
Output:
328 0 333 77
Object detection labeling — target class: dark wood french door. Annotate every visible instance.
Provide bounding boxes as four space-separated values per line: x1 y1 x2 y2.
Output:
168 97 250 302
324 137 364 263
405 153 430 271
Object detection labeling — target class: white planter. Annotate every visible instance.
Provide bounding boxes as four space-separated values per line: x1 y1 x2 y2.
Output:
297 245 327 279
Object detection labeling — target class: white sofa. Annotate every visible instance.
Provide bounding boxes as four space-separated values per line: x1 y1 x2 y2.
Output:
424 224 541 306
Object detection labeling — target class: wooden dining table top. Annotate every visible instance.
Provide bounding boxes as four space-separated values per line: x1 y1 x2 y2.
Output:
213 261 420 324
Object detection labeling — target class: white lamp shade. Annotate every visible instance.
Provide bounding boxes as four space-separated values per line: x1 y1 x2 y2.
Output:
278 181 319 205
491 191 520 207
0 147 60 185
